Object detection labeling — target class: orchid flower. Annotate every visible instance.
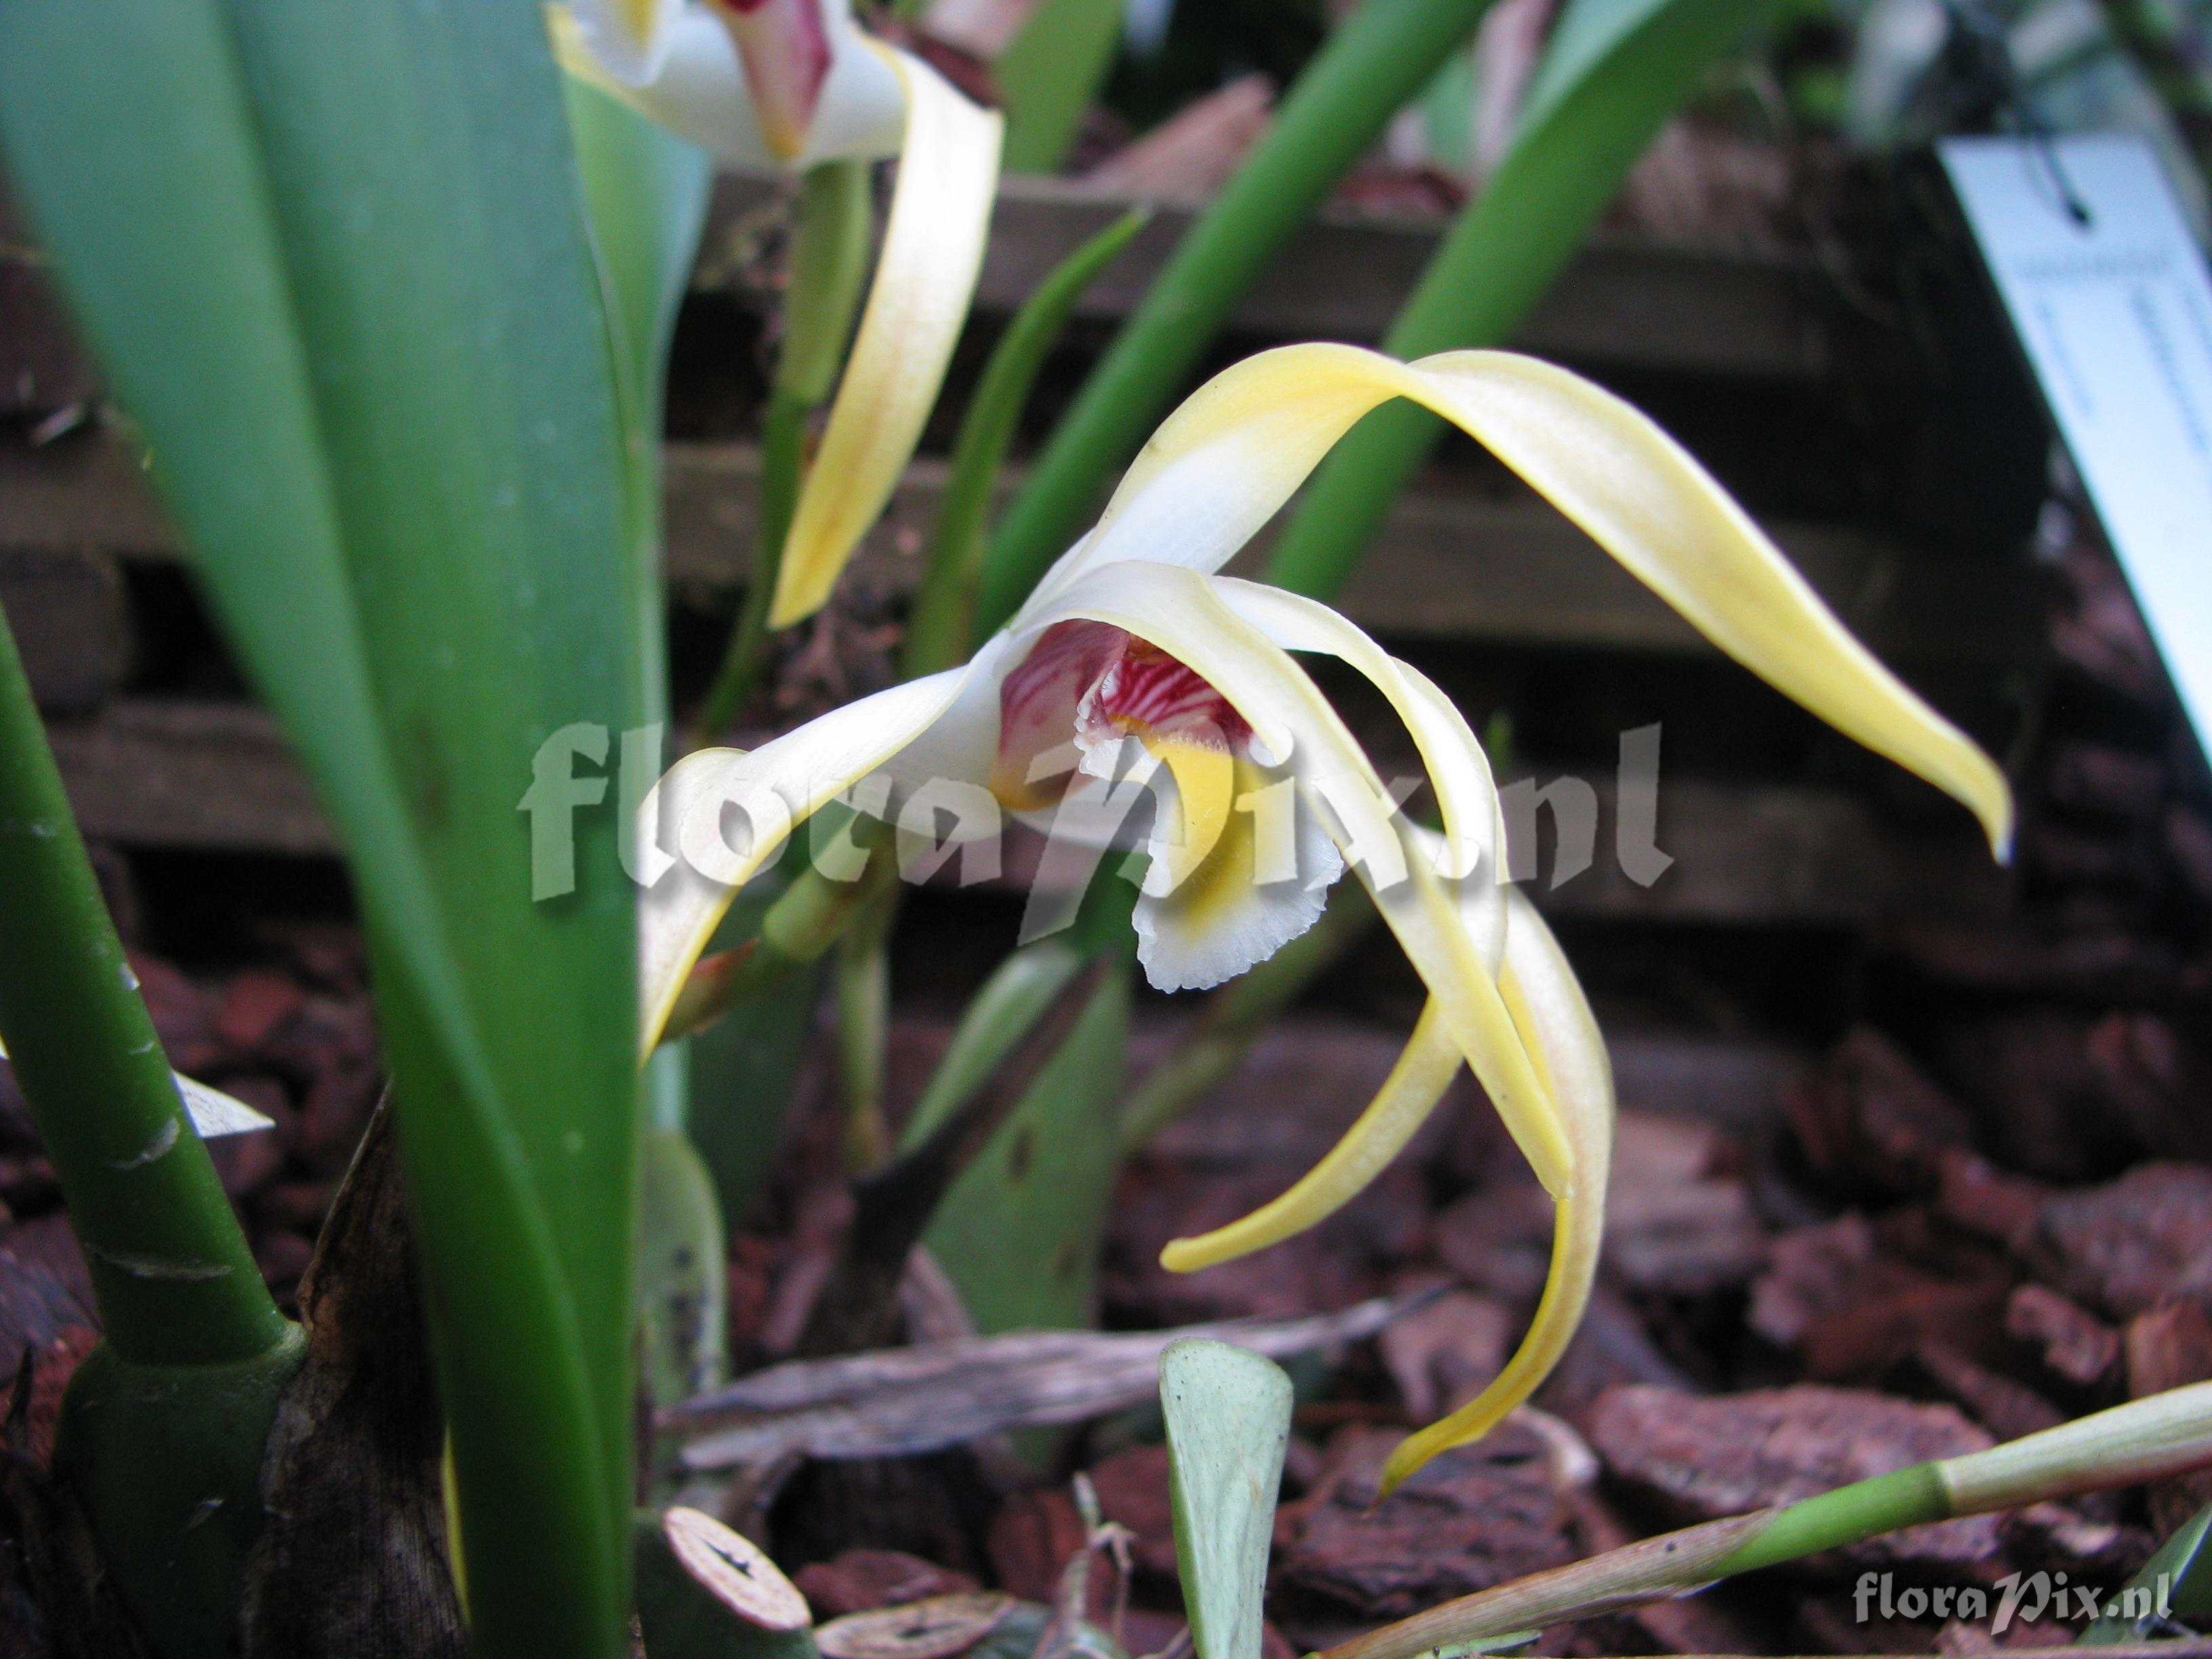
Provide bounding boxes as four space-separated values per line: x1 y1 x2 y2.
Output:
556 0 1002 627
634 342 2015 1484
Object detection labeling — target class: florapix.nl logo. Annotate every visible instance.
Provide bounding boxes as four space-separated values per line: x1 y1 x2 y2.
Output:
517 719 1679 927
1853 1570 2179 1635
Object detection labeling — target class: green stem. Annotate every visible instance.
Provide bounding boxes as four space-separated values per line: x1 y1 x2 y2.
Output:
691 161 873 743
1264 0 1761 600
0 605 285 1368
834 887 895 1172
902 208 1149 680
976 0 1494 630
1325 1382 2212 1659
661 815 899 1038
693 387 810 743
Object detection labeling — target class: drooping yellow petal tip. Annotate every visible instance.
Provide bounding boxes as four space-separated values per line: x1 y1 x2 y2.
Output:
767 45 1002 629
1376 1191 1601 1500
1160 1002 1464 1276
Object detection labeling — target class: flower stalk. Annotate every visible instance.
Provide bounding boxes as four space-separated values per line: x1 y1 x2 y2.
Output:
695 159 875 741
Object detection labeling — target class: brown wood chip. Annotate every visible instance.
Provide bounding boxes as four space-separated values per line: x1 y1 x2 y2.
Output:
815 1593 1018 1659
666 1296 1415 1471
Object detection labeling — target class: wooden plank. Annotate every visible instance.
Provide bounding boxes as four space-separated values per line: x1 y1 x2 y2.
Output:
0 546 129 713
973 777 2005 927
703 172 1835 382
1528 779 2007 925
0 432 2043 667
660 442 2044 665
0 430 173 556
0 185 99 417
0 175 1858 400
47 700 335 856
39 697 2003 925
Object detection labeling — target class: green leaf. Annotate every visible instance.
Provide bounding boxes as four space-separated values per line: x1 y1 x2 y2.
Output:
1263 0 1762 600
997 0 1127 174
978 0 1496 629
904 208 1150 678
2081 1500 2212 1642
687 882 832 1230
0 3 644 1652
900 941 1086 1153
921 967 1128 1332
1160 1340 1294 1659
638 1128 730 1414
567 78 712 728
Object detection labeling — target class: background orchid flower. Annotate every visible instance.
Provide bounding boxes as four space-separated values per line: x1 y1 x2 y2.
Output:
557 0 1002 627
635 340 2015 1481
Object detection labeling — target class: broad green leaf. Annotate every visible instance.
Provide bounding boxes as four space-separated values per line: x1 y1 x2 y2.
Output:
922 968 1128 1332
0 3 644 1652
1160 1340 1293 1659
567 77 712 727
998 0 1126 174
2081 1500 2212 1642
1263 0 1764 600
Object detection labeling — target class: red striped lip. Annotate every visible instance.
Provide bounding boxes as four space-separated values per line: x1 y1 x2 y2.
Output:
991 620 1249 811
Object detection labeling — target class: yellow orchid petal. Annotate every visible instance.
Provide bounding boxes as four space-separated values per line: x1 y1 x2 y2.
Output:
1031 563 1572 1196
1213 578 1508 971
1129 752 1342 992
769 45 1002 628
1141 731 1237 895
1161 1000 1461 1272
1378 890 1615 1497
636 666 970 1052
1038 344 2011 858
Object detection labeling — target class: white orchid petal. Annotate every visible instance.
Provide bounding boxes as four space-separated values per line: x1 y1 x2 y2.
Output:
1213 579 1508 972
1379 888 1614 1494
770 46 1003 626
792 19 908 165
867 629 1020 804
1029 563 1572 1196
556 0 902 168
1130 757 1343 991
637 667 971 1051
564 0 687 87
1160 1000 1459 1273
1031 344 2010 857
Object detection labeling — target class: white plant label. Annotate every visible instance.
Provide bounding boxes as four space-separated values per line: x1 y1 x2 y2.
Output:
1943 134 2212 759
